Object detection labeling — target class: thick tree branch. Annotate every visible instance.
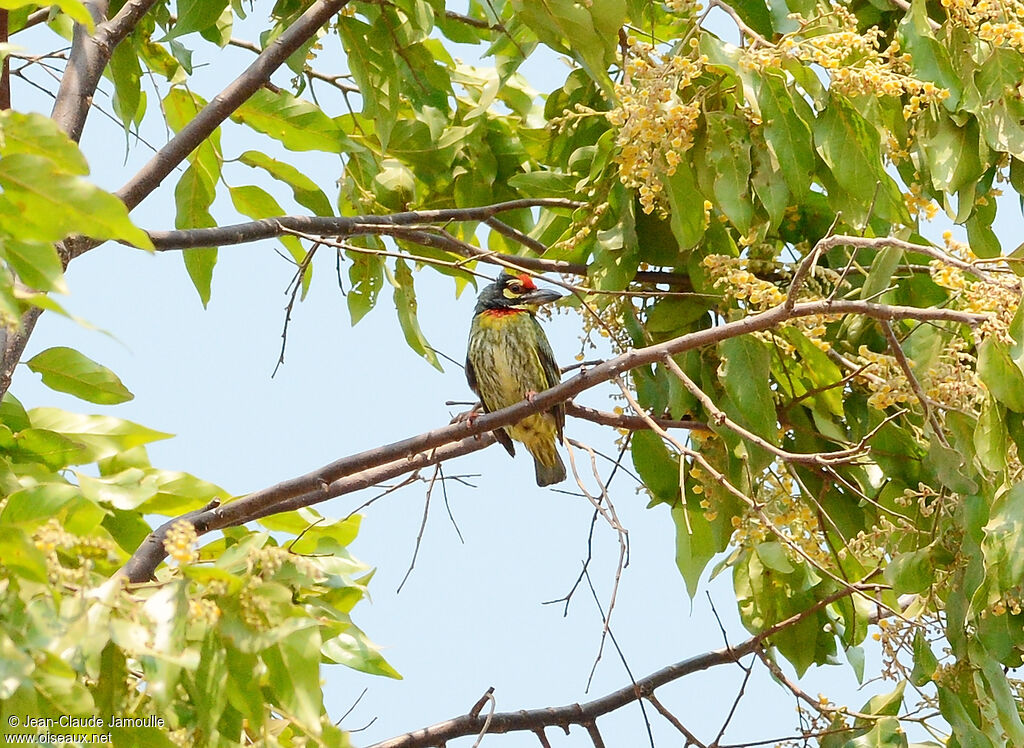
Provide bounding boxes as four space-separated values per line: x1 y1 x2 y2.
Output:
114 0 350 212
120 297 986 582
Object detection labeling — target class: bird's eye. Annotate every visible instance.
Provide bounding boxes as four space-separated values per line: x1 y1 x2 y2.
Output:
507 281 523 293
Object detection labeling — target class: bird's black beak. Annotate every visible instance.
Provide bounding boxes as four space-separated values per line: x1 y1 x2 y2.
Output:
519 288 563 306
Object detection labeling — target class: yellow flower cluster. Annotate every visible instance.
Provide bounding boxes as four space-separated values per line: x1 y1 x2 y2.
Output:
163 519 199 565
579 296 633 355
942 0 1024 55
925 337 980 412
729 468 834 567
855 345 915 410
188 598 221 625
904 182 939 220
33 518 118 580
666 0 702 15
607 38 707 214
701 254 787 310
741 19 949 119
991 594 1024 616
932 232 1021 344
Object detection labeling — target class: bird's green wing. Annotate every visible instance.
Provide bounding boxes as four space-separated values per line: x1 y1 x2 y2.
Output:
465 352 516 457
534 318 565 443
465 354 479 396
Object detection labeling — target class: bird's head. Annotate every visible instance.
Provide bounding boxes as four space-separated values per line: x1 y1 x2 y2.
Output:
474 273 563 315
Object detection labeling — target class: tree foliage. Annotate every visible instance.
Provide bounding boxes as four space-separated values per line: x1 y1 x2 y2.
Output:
2 0 1024 744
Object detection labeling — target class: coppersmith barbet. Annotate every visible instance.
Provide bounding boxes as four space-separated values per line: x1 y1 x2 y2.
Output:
465 272 566 486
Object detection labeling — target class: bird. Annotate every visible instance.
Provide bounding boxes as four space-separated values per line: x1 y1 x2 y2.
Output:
465 272 566 486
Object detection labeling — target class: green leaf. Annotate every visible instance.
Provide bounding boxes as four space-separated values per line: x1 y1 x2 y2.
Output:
705 112 753 233
507 171 579 198
26 346 134 405
814 95 907 226
174 164 217 307
77 468 158 510
910 630 938 686
229 185 307 272
755 541 795 573
163 0 229 39
845 716 909 747
8 427 85 469
2 239 66 293
163 88 220 182
672 500 716 598
347 250 384 325
0 154 152 247
231 89 349 153
321 629 402 679
861 246 903 301
979 337 1024 412
509 0 622 97
0 110 88 174
263 628 325 733
664 159 705 250
137 470 228 515
338 16 402 150
919 115 985 198
238 150 333 216
757 74 816 202
389 258 441 370
0 525 49 583
858 680 906 720
718 335 777 463
28 407 172 462
0 0 93 29
897 0 962 108
2 481 80 525
631 430 680 503
731 0 773 36
975 394 1007 474
109 36 143 130
884 547 934 595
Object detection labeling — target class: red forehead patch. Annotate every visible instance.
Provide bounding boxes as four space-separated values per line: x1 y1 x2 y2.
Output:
517 274 536 290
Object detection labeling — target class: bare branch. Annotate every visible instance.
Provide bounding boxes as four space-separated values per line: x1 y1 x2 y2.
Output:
567 401 709 432
661 354 870 465
879 320 950 448
225 34 360 93
646 693 706 747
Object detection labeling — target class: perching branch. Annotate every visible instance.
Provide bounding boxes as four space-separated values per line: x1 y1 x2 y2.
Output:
120 295 988 582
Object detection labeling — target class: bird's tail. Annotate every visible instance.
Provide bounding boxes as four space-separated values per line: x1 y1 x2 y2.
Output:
531 444 566 487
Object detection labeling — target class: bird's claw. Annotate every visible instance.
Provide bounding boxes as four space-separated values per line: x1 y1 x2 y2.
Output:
452 404 484 435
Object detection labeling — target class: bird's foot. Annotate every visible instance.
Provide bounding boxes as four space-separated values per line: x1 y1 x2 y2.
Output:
524 390 539 402
452 403 484 434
